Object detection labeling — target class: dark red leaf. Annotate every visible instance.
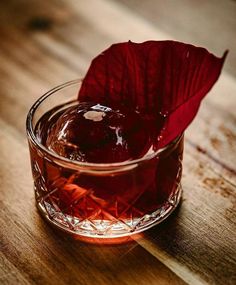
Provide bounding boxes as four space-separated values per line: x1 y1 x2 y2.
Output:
78 40 227 148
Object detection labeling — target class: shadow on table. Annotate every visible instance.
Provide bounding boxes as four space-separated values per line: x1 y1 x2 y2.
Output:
35 202 185 285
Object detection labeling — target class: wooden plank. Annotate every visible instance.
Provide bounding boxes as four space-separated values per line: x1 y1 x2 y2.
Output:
0 27 79 85
136 141 236 285
0 252 31 285
186 102 236 180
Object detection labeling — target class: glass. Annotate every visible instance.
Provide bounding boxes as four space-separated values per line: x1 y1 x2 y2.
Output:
26 80 184 239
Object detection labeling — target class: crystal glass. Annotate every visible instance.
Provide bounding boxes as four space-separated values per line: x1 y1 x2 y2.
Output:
26 80 183 239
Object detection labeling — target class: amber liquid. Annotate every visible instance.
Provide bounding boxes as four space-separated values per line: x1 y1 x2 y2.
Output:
29 102 183 232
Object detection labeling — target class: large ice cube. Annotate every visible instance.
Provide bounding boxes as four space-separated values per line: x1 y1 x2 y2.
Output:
46 102 150 163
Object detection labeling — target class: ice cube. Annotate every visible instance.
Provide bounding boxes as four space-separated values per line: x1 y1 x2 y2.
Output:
46 102 150 163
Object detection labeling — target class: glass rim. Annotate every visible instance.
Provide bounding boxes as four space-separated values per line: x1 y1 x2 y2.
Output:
26 79 183 169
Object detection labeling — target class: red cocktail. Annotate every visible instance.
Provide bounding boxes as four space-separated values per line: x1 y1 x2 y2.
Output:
27 80 183 238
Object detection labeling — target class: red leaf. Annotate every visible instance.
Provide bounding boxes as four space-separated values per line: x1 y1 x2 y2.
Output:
79 41 227 148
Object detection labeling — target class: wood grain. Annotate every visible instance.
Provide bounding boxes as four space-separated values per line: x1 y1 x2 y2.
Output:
0 0 236 284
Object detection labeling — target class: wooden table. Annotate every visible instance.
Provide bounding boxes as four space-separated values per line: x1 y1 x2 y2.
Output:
0 1 235 284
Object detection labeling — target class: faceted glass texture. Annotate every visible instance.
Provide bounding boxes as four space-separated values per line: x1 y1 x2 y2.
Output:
26 80 183 239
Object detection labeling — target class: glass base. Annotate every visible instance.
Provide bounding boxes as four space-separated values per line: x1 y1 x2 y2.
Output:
37 186 182 240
